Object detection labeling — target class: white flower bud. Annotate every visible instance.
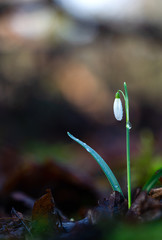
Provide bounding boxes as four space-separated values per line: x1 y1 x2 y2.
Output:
113 95 123 121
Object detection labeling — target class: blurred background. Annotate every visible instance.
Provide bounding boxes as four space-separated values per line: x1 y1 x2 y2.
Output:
0 0 161 217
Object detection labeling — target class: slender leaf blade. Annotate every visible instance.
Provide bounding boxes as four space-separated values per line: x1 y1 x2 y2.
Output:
143 169 162 192
67 132 124 197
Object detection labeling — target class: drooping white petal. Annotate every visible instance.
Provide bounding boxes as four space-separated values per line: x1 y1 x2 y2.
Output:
113 98 123 121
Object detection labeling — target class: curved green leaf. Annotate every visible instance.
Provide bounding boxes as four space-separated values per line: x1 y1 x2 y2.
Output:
143 169 162 192
67 132 124 197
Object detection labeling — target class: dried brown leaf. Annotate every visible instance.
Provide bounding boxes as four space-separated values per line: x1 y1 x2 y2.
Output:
32 189 55 220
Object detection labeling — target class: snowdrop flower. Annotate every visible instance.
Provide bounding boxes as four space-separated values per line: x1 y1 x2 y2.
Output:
113 92 123 121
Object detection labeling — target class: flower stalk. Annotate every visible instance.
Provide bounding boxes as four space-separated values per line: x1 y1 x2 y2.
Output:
124 83 131 209
114 82 131 209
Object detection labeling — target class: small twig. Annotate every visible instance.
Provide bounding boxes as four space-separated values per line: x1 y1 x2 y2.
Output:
11 207 33 238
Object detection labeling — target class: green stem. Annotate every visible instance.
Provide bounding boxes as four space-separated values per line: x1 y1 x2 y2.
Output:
118 90 126 102
126 127 131 208
124 82 131 209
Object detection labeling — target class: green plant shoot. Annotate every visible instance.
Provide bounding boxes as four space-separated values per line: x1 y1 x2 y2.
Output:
143 169 162 193
67 132 124 197
113 82 131 209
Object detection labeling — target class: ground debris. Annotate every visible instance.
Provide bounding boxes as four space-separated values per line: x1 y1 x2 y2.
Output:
127 190 162 221
149 187 162 200
0 216 30 239
87 191 127 224
0 188 162 239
